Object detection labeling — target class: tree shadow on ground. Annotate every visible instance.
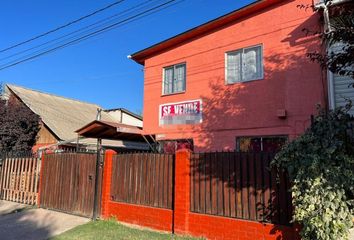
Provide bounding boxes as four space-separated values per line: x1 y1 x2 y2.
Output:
0 200 89 240
0 207 52 240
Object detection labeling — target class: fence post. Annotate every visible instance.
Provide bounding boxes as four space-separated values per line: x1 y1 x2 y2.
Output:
101 150 116 218
174 149 192 235
37 153 45 207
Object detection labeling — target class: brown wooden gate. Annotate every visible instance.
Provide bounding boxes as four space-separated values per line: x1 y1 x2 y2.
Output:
39 152 102 218
0 156 40 205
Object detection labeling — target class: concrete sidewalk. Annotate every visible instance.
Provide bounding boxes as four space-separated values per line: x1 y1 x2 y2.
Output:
0 200 29 215
0 200 89 240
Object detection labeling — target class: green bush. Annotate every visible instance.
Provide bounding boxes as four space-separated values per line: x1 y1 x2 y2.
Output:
272 104 354 240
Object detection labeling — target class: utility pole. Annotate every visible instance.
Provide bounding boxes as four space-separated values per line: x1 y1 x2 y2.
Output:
93 108 102 220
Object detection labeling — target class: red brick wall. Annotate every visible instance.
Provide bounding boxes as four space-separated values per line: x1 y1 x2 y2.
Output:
101 150 300 240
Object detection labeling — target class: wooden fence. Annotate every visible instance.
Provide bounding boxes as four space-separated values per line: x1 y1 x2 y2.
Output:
0 155 40 205
40 152 101 218
190 152 292 225
111 153 174 209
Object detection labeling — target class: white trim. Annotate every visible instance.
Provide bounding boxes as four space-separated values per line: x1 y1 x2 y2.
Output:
225 44 264 85
161 67 165 95
161 62 186 96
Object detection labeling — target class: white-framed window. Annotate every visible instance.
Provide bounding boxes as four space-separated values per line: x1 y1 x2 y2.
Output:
327 42 354 116
225 45 263 84
163 63 186 95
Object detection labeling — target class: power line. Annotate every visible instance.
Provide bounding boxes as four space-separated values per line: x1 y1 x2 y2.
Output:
0 0 159 63
0 0 182 71
0 0 126 53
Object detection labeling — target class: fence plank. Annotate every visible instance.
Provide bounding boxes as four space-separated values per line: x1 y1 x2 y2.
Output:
110 153 173 209
229 152 236 218
0 155 40 205
39 152 98 217
190 151 292 226
0 158 8 199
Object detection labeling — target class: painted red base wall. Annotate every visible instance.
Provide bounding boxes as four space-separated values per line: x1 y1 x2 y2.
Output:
100 151 173 232
105 201 173 232
187 213 298 240
101 150 300 240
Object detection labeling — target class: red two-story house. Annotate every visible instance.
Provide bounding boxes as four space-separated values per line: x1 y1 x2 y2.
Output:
130 0 353 152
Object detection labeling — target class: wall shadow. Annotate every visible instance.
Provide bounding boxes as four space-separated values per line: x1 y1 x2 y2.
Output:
186 11 322 240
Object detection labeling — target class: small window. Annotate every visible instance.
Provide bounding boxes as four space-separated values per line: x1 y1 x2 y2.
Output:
236 136 287 152
163 63 186 95
226 45 263 84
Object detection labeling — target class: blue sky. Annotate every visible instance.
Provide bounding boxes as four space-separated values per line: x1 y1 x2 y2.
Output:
0 0 254 114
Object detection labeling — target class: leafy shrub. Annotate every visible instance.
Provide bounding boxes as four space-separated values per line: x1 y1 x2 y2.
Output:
272 104 354 240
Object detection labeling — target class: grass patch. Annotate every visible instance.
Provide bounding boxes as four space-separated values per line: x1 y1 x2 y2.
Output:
51 219 201 240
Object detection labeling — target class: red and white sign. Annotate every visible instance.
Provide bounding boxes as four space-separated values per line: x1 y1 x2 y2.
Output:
159 99 202 125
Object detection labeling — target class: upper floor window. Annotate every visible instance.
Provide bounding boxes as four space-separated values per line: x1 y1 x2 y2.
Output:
163 63 186 95
226 45 263 84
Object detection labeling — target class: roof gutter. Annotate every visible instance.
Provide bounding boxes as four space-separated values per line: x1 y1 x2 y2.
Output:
315 0 353 33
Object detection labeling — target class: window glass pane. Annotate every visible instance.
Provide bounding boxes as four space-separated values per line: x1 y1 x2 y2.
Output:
174 64 186 92
262 137 287 152
158 139 193 154
164 67 174 94
227 51 242 83
243 46 262 81
237 137 261 152
237 136 287 152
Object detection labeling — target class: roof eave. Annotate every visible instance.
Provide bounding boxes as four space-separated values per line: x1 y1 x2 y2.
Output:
130 0 281 65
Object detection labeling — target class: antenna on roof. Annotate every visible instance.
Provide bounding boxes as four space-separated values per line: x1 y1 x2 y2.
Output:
96 108 102 121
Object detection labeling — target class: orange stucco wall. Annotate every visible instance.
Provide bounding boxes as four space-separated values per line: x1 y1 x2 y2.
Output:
142 0 325 151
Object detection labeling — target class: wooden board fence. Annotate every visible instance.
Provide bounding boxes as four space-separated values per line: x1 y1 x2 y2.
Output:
111 153 174 209
190 152 292 226
39 152 101 218
0 156 41 205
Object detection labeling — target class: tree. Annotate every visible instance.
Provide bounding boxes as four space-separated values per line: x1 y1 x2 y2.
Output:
272 104 354 240
0 85 40 152
305 0 354 86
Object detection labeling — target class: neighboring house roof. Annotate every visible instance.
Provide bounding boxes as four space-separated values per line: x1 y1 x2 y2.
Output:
104 108 143 120
129 0 282 65
6 84 118 141
76 120 145 141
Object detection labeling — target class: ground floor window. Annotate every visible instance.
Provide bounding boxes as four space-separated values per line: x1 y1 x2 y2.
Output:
157 139 194 154
236 135 287 152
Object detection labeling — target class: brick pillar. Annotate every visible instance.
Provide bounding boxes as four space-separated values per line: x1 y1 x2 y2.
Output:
174 149 192 234
101 150 116 218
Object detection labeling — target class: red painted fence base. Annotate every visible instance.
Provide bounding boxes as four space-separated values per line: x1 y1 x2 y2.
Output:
105 201 173 232
100 150 300 240
187 213 298 240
